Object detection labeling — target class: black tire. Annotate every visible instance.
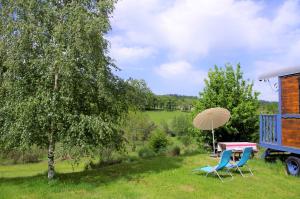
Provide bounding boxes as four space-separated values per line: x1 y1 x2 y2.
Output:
285 156 300 176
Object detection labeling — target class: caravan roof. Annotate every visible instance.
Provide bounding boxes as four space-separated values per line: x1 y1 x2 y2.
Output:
258 66 300 80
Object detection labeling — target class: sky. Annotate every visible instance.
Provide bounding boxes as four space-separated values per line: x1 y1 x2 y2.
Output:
108 0 300 101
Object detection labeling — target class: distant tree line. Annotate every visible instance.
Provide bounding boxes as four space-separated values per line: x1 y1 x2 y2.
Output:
259 101 278 114
126 78 197 112
126 77 278 113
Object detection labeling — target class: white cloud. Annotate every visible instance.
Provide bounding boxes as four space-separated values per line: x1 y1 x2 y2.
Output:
157 0 266 57
111 0 300 59
109 36 155 66
110 0 300 98
155 61 206 85
111 45 154 63
152 61 207 95
273 0 300 30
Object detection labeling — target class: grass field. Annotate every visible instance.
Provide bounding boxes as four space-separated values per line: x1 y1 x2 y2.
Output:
1 153 300 199
1 111 299 199
144 110 189 124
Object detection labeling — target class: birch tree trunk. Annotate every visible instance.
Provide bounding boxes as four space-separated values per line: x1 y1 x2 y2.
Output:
48 72 58 180
48 136 55 179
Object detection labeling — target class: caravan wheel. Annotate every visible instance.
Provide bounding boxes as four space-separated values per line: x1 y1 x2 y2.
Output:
285 156 300 176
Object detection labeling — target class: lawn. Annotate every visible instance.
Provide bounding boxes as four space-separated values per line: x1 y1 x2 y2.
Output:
1 153 299 199
144 111 188 124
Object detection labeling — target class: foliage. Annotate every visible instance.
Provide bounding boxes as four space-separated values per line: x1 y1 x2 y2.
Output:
167 145 181 156
194 64 260 146
149 130 169 153
125 78 156 110
123 111 156 151
138 147 156 159
124 77 197 112
178 135 193 147
160 120 174 136
84 158 123 171
170 114 192 136
0 145 45 165
157 94 197 111
169 114 196 148
259 101 278 114
84 152 138 171
98 143 123 163
0 0 127 179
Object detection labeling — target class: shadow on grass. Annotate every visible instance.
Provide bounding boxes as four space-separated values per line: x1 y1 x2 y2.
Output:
194 170 234 181
0 155 184 187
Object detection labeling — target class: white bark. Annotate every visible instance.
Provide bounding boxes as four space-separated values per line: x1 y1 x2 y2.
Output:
48 138 55 179
48 72 58 180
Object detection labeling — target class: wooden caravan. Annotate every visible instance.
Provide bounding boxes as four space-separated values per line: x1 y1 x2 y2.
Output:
259 67 300 176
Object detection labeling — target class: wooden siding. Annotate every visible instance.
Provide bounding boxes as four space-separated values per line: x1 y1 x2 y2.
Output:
281 75 300 114
282 118 300 149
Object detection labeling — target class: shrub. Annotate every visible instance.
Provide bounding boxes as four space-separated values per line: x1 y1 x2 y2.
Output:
123 155 139 163
84 155 137 171
149 130 169 153
0 146 45 165
160 120 175 136
123 111 156 151
22 153 39 163
7 151 22 164
168 145 181 157
179 135 192 147
138 147 156 159
171 115 192 136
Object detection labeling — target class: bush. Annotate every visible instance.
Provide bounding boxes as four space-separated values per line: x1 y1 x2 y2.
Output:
179 135 192 147
171 115 192 136
123 111 156 151
84 154 138 171
22 153 39 163
149 130 169 153
168 145 181 156
84 159 123 171
160 120 175 136
138 147 156 159
0 146 45 165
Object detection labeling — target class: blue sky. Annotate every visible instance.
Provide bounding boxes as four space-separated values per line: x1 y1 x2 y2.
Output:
108 0 300 101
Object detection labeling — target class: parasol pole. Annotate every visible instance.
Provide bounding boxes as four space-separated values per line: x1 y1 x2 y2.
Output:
212 129 215 154
212 120 215 155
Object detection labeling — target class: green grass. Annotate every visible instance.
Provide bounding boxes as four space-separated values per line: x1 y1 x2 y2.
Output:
144 111 188 124
1 154 299 199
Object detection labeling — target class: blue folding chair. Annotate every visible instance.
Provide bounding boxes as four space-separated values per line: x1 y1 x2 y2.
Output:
226 147 254 177
193 150 233 182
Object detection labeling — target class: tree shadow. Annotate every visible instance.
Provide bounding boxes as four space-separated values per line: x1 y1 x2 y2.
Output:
0 156 184 187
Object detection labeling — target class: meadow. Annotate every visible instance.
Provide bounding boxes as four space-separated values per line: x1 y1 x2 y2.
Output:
143 110 188 124
1 153 299 199
1 111 299 199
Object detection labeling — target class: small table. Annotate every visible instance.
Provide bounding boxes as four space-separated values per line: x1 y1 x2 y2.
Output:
217 142 258 161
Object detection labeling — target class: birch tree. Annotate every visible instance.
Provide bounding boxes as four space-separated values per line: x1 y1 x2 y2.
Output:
0 0 127 180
